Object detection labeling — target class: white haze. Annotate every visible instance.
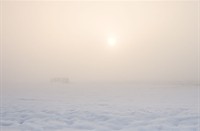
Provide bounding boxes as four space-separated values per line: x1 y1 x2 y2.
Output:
1 1 199 84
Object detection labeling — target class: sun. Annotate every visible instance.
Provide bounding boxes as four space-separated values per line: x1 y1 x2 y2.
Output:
107 37 116 47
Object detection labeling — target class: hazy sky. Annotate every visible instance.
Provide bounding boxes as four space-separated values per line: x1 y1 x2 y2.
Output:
1 1 199 84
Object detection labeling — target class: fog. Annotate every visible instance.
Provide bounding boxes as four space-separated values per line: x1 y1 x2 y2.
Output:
1 1 199 84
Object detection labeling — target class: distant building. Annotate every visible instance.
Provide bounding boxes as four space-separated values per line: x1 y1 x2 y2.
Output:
50 77 69 84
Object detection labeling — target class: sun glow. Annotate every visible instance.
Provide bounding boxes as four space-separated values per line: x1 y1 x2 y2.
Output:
107 37 116 47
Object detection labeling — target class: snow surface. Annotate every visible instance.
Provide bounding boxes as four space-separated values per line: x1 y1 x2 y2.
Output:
1 83 199 131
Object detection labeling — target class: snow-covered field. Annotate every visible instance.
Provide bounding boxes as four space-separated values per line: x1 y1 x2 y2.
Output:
1 83 199 131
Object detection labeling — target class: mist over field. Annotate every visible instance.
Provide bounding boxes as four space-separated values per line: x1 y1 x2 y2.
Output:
1 1 199 131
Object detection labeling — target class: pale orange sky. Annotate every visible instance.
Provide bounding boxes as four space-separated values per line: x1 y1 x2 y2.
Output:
1 1 199 84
